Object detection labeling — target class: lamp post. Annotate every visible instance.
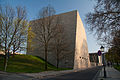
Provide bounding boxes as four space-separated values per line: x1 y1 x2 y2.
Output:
100 46 106 78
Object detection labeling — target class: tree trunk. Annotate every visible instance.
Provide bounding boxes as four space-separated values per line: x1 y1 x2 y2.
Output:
13 50 15 58
117 62 119 66
56 52 59 69
4 50 8 72
57 57 59 69
45 46 48 70
4 55 7 71
4 49 10 71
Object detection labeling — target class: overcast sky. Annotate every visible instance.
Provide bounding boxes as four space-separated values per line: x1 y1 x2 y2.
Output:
0 0 102 53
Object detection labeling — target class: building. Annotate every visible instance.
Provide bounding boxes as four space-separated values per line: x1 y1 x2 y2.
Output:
27 10 90 69
89 53 99 66
89 52 104 66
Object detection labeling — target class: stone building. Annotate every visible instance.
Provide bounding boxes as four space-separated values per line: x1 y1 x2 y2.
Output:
27 10 90 69
89 53 103 66
89 53 99 66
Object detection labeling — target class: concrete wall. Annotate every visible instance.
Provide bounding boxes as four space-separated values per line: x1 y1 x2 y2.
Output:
55 11 77 68
74 11 90 69
98 56 103 66
27 10 90 69
27 10 77 68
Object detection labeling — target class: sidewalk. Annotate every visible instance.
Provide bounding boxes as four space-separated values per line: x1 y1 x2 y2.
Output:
0 68 87 80
23 68 88 79
97 66 120 80
0 66 102 80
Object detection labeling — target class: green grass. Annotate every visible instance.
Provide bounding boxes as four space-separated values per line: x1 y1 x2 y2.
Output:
0 54 71 73
114 65 120 71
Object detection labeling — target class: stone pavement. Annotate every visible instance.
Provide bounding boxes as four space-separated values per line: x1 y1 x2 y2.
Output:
23 68 88 79
0 68 87 80
23 70 74 79
96 66 120 80
0 67 98 80
40 66 102 80
0 71 34 80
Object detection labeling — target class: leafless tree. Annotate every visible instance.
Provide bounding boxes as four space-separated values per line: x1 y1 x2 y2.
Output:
27 27 35 52
0 5 28 71
31 5 56 70
111 30 120 48
85 0 120 46
11 19 28 57
0 5 3 50
0 5 15 71
111 30 120 61
50 17 70 68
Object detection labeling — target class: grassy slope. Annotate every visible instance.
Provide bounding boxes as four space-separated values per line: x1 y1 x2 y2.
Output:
114 65 120 71
0 54 70 73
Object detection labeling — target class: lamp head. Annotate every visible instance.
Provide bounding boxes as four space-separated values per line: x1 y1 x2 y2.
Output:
100 46 104 52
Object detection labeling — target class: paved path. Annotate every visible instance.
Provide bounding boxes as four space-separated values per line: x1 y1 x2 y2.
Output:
1 66 119 80
0 71 35 80
0 66 102 80
97 66 120 80
41 66 102 80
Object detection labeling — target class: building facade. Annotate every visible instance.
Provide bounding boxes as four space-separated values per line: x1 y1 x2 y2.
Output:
27 10 90 69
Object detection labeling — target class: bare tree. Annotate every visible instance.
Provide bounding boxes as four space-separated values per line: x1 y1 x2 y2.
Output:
27 27 35 52
31 5 56 70
12 19 28 57
0 6 15 71
50 18 70 68
111 30 120 49
0 5 28 71
85 0 120 45
110 30 120 62
0 5 3 50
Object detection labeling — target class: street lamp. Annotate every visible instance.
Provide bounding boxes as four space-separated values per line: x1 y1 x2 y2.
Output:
100 46 106 78
100 46 104 52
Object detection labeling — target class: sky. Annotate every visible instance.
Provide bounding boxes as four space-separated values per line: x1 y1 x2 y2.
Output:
0 0 102 53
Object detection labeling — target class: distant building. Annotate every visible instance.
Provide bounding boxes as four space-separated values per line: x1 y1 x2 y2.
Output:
89 52 104 66
27 10 90 69
0 51 4 55
89 53 99 66
0 51 21 55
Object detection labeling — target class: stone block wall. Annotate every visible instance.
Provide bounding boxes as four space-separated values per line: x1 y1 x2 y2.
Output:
27 10 90 69
73 11 90 69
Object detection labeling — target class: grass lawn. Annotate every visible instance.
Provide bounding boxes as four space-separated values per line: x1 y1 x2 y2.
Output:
0 54 71 73
114 65 120 71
